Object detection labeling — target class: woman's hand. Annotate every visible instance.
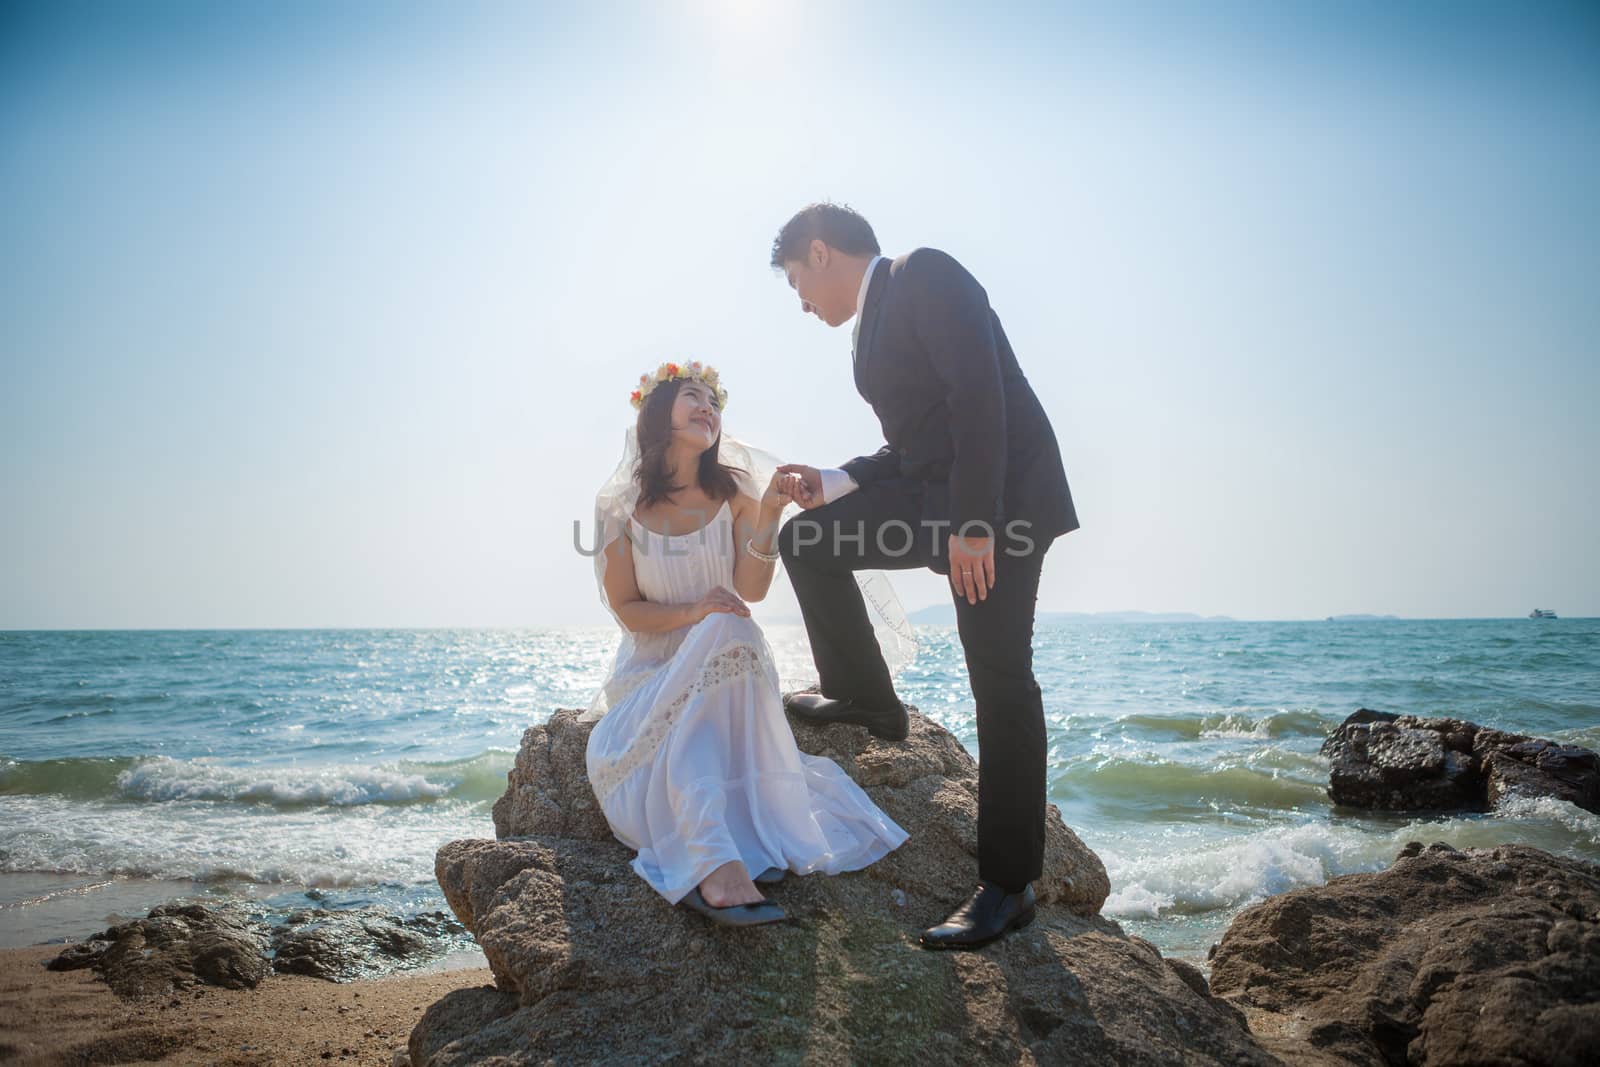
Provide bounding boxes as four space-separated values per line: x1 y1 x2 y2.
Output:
693 586 751 622
775 464 825 510
762 470 804 515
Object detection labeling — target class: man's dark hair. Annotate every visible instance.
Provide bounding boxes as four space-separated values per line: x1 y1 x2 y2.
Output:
769 202 880 269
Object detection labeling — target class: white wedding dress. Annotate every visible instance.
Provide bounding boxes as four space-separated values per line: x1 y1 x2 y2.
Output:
584 498 909 904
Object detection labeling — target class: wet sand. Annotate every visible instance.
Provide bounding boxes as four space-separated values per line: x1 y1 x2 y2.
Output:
0 942 494 1066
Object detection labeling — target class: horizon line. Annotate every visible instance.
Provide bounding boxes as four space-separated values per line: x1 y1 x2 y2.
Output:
3 614 1595 633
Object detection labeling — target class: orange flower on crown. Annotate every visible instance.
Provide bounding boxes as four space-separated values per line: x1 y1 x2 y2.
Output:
628 359 728 411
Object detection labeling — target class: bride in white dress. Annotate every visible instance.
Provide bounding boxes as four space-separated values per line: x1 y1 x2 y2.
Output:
583 361 910 926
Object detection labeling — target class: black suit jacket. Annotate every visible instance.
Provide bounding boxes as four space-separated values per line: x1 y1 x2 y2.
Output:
840 249 1079 557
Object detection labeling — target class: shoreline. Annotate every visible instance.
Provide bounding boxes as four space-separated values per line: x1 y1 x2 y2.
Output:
0 941 494 1066
1 872 492 1065
0 872 262 950
0 870 482 957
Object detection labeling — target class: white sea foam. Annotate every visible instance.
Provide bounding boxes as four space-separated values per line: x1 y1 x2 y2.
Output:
1101 882 1176 919
1099 797 1600 920
0 792 490 886
1101 824 1346 917
1493 793 1600 843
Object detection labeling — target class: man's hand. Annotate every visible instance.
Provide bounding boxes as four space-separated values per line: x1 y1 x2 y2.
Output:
762 470 804 515
948 534 995 605
775 464 827 510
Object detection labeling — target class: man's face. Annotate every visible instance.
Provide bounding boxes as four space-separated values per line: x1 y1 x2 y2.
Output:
783 241 853 328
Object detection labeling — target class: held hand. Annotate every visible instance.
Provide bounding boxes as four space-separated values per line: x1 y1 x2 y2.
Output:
762 470 805 514
693 586 751 622
775 464 826 510
948 534 996 606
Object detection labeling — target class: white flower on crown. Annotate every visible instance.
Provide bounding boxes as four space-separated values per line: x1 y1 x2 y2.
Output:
628 359 729 411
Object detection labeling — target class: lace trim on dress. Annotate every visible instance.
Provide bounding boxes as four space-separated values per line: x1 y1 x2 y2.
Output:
590 641 767 799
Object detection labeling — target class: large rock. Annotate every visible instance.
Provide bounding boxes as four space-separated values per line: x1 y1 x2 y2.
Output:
491 706 1108 915
1320 709 1600 813
1209 842 1600 1066
421 706 1274 1066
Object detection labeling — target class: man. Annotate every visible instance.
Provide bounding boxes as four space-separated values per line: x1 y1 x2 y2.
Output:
771 202 1078 950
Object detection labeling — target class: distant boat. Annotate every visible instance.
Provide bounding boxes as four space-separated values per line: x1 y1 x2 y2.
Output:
1528 608 1558 619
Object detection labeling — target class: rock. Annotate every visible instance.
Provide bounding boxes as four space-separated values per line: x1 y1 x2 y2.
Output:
1209 842 1600 1066
491 707 1109 916
45 900 473 996
46 902 272 997
1482 738 1600 812
272 907 468 982
44 937 111 971
417 706 1275 1065
1320 710 1481 811
1320 709 1599 813
409 985 519 1067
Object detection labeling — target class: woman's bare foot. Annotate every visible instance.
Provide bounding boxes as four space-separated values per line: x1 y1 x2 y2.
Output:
698 861 765 907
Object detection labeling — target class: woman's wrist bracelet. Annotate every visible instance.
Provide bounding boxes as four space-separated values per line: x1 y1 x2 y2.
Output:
745 537 780 563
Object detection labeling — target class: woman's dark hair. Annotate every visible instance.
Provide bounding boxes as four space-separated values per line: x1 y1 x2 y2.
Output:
633 378 745 508
769 202 880 269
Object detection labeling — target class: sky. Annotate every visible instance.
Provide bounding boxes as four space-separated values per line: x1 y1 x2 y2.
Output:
2 0 1596 628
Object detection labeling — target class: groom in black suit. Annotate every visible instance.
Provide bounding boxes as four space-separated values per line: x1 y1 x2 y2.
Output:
770 202 1079 950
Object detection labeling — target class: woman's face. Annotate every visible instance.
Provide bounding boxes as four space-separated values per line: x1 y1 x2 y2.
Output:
670 380 721 452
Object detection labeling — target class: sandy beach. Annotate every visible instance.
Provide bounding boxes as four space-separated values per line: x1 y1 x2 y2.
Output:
0 943 493 1066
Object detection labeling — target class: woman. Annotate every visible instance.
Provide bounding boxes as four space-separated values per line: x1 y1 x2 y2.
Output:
584 360 909 926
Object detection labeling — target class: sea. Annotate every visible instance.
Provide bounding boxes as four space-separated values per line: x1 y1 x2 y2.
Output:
2 619 1596 966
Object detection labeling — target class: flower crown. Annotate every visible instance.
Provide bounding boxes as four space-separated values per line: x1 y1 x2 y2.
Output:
629 360 729 412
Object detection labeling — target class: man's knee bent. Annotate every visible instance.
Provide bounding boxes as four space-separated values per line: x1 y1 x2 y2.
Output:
778 513 828 564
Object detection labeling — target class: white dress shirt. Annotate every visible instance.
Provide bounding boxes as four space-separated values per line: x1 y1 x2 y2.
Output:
818 255 886 505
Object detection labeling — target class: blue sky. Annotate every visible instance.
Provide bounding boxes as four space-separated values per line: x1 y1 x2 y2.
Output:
2 0 1596 627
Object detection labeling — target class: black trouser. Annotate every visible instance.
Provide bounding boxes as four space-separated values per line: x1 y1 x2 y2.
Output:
778 478 1049 893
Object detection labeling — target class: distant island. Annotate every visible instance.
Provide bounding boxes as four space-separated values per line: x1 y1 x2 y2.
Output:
906 606 1236 626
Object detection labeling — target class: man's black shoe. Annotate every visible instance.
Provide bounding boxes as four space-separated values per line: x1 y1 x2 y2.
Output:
919 882 1036 950
782 692 909 742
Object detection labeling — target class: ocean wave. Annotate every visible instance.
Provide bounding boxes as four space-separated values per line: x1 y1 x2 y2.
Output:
0 756 145 800
1556 723 1600 749
1112 709 1334 741
1100 797 1600 920
1055 756 1327 814
0 792 490 886
1101 825 1352 918
43 708 118 724
1493 793 1600 843
0 751 515 809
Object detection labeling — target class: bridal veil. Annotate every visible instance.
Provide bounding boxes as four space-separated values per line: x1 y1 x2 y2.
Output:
583 426 917 721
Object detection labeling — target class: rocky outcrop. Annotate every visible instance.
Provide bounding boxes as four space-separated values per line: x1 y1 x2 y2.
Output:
1320 709 1600 813
420 706 1276 1066
271 908 468 983
491 706 1109 916
45 902 271 997
45 901 469 995
1209 842 1600 1066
